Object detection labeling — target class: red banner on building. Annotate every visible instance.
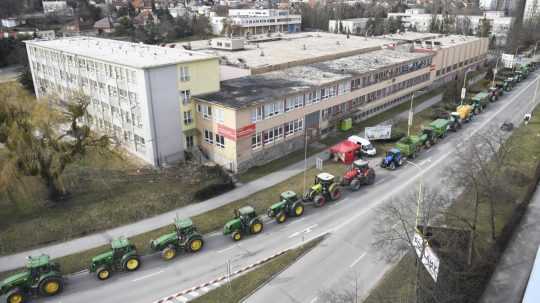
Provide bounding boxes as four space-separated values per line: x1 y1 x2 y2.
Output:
217 124 256 141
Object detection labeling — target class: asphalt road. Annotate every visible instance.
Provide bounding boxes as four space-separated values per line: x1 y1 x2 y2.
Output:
9 72 540 303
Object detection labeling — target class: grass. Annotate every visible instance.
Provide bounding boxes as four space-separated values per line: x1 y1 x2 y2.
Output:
191 236 324 303
362 94 540 303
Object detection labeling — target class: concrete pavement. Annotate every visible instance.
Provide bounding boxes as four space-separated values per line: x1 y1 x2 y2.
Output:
25 71 540 303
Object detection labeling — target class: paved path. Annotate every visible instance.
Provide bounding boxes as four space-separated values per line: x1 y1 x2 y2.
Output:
479 183 540 303
0 89 446 271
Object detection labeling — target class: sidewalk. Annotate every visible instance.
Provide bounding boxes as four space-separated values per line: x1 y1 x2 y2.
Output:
479 183 540 303
0 91 444 272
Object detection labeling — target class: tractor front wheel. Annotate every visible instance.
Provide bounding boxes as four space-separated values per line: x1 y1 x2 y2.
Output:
97 266 111 280
276 211 287 224
38 276 64 297
232 230 242 241
389 162 396 170
367 169 376 185
250 220 264 234
350 179 361 191
292 202 304 217
188 238 204 253
313 194 326 207
123 256 141 272
6 288 26 303
161 245 177 261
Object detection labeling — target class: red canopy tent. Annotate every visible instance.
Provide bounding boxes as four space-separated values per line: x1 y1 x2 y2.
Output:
329 140 360 164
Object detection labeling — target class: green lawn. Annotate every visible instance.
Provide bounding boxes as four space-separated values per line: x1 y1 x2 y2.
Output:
191 236 324 303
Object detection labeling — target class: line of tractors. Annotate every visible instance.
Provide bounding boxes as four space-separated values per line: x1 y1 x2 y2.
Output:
381 63 535 170
1 63 536 303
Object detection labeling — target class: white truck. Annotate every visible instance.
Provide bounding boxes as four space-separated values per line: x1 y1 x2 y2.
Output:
347 136 377 157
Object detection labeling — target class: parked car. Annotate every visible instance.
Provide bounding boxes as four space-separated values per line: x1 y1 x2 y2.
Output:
347 135 377 156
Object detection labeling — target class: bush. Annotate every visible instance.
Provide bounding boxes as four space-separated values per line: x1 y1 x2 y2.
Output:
193 181 235 201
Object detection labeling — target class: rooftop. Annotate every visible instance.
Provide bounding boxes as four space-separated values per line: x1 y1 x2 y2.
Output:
26 255 50 268
423 35 482 48
174 32 395 73
25 36 216 69
111 237 131 249
382 31 444 42
197 49 432 109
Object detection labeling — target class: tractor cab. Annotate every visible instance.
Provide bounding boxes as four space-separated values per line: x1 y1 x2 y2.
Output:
174 218 196 238
386 148 401 160
26 255 59 278
353 159 369 172
280 190 298 203
450 112 460 121
420 126 434 137
111 238 136 259
315 173 335 186
235 206 257 223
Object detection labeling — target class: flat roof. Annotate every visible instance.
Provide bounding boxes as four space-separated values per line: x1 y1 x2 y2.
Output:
197 49 432 109
423 35 482 48
173 32 395 73
25 36 216 69
382 31 444 42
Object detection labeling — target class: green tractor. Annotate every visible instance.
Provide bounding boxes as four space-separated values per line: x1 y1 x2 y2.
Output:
412 127 437 149
302 172 341 207
89 237 141 281
223 206 264 241
150 218 204 261
267 191 305 223
0 255 64 303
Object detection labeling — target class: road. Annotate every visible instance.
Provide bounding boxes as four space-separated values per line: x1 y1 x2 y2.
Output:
23 72 540 303
0 65 22 83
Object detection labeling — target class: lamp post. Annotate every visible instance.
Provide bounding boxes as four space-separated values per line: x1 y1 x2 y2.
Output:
407 92 415 137
491 55 500 89
534 41 540 58
461 69 472 105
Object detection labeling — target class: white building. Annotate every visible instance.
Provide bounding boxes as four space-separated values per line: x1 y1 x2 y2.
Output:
524 0 540 20
211 9 302 36
328 18 369 34
25 37 220 166
388 10 512 46
480 0 498 10
42 0 72 15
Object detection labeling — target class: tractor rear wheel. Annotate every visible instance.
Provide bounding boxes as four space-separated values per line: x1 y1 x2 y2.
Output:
329 185 341 201
38 276 64 296
292 202 304 217
161 245 177 261
276 211 287 224
96 266 111 280
250 219 264 234
123 256 141 272
313 194 326 207
6 288 26 303
232 230 242 241
350 179 361 191
425 140 431 149
188 238 204 253
366 169 376 185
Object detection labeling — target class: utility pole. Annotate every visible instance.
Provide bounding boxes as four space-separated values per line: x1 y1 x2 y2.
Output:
407 92 415 137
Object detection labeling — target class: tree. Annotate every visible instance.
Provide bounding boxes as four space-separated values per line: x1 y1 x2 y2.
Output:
478 17 491 38
113 16 135 37
0 87 110 201
0 0 23 18
191 15 211 37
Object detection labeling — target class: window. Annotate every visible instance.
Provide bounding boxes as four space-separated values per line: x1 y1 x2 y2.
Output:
181 90 191 104
204 129 213 144
338 81 349 95
179 66 190 82
263 126 283 144
215 108 224 123
252 132 262 149
285 118 304 136
198 104 212 119
215 134 225 148
251 106 263 123
185 135 194 149
264 102 283 119
134 134 145 147
183 111 193 125
285 95 303 112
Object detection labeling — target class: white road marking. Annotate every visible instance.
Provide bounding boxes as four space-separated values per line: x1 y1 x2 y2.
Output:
188 290 200 297
200 286 211 292
288 224 318 238
217 245 236 254
349 252 367 268
206 231 222 237
309 296 318 303
131 270 164 282
176 297 188 303
288 217 306 226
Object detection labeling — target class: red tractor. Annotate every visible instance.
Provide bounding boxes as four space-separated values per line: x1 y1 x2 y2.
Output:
340 160 376 191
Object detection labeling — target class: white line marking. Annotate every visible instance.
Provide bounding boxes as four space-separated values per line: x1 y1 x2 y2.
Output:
131 270 164 282
349 252 367 268
288 217 306 226
176 297 188 303
309 296 318 303
217 245 236 254
289 224 318 238
200 286 210 292
207 231 221 237
187 290 199 297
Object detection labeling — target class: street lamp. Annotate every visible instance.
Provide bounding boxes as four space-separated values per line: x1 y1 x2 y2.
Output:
407 91 416 137
491 55 500 89
461 69 473 105
534 41 540 58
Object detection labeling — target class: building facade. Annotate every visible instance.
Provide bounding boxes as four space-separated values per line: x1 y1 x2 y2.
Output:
328 18 369 34
25 37 220 166
211 9 301 36
524 0 540 21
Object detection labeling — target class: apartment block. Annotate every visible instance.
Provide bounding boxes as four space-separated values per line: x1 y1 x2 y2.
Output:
25 37 220 166
211 9 301 36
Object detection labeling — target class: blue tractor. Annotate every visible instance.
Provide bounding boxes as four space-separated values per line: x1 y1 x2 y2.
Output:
380 148 403 170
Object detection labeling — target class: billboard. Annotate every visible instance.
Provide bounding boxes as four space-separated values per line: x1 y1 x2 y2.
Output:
412 232 440 282
364 125 392 140
501 53 515 69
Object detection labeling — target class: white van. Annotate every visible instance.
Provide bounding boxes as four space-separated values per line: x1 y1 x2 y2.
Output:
347 135 377 156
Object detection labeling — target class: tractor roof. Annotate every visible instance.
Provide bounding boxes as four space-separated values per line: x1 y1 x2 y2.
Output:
238 205 255 215
317 172 335 181
26 255 50 268
281 190 297 200
111 237 131 249
353 159 369 167
389 148 400 154
174 218 193 229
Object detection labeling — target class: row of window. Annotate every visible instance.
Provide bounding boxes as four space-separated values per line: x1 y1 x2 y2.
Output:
251 118 304 149
436 56 483 77
196 103 225 123
90 98 143 129
86 114 146 149
204 129 226 148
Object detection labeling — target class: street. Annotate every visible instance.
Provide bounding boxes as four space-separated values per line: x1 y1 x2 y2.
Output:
31 71 540 303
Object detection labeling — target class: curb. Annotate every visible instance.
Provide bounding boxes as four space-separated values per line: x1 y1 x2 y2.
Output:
152 249 290 303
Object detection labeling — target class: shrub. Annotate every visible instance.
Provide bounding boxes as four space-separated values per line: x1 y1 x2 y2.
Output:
193 181 236 201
